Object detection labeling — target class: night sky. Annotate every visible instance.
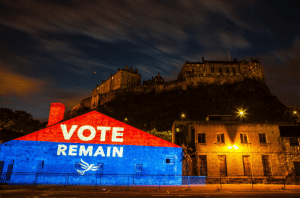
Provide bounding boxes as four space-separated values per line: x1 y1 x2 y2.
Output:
0 0 299 122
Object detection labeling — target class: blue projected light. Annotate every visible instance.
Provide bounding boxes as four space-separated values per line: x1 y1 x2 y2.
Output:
0 140 182 185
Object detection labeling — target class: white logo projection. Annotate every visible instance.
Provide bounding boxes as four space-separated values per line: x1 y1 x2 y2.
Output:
76 159 101 175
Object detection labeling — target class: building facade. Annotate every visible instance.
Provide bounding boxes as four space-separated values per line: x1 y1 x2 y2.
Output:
0 103 182 185
279 126 300 176
177 57 265 87
172 120 284 177
75 57 266 111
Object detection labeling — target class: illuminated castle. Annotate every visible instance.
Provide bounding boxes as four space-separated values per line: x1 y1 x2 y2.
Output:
67 57 265 116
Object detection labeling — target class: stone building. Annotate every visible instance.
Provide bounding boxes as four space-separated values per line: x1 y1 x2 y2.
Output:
91 66 141 109
279 126 300 176
177 57 265 87
0 103 182 185
172 119 284 177
70 57 266 113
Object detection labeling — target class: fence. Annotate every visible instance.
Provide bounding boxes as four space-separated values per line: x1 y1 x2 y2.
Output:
1 172 299 189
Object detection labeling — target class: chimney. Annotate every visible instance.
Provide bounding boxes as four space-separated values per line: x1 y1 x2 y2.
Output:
47 103 65 127
202 57 204 63
118 68 120 71
125 66 128 70
130 67 133 72
135 69 138 73
158 73 160 78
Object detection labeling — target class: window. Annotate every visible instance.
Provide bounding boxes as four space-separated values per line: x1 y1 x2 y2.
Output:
219 68 222 74
259 134 267 143
198 133 206 143
289 138 299 147
294 162 300 176
166 157 175 164
243 156 252 176
226 67 229 73
176 127 180 132
97 163 104 174
199 155 207 176
240 133 248 143
233 68 236 74
135 164 143 174
211 67 215 73
217 134 225 143
176 137 180 145
5 160 14 182
36 160 44 173
218 155 227 176
262 155 271 176
0 161 4 177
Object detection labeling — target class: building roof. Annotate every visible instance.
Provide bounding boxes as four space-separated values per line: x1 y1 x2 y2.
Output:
15 111 180 148
279 126 300 137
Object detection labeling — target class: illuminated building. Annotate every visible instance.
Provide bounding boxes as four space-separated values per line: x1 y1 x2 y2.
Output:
68 57 265 116
172 119 284 177
0 103 182 185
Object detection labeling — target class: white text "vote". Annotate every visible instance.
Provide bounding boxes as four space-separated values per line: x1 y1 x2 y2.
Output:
61 124 124 142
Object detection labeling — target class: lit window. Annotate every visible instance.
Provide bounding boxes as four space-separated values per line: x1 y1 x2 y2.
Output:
240 133 248 143
217 134 225 143
176 127 180 132
259 134 267 143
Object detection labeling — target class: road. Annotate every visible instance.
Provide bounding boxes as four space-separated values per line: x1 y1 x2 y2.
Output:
1 188 300 198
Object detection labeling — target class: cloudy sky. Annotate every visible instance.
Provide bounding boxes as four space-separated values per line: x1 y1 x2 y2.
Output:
1 0 299 121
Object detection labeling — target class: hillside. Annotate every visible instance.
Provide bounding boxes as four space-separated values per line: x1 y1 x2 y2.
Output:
71 79 292 131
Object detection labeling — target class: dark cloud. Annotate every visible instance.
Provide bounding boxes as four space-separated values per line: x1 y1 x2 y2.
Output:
0 0 299 120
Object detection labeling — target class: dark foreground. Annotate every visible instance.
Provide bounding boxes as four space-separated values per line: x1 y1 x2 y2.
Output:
1 184 300 197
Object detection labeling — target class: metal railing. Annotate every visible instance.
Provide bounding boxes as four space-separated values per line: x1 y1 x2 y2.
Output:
1 172 298 189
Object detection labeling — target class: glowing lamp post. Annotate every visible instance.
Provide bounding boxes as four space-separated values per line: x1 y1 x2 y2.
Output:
181 113 185 121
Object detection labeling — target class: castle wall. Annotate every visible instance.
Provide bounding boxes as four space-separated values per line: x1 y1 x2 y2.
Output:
88 58 266 109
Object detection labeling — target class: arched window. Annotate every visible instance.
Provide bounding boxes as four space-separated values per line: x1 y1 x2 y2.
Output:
219 68 222 74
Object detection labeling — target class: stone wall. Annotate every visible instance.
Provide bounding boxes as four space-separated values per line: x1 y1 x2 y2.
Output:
172 121 285 177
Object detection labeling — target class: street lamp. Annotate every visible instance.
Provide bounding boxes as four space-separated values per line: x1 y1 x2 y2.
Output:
181 113 185 121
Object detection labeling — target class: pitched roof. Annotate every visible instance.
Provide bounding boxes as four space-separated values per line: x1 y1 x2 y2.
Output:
279 126 300 137
15 111 179 148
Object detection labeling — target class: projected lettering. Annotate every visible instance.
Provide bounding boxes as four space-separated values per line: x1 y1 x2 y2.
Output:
61 124 124 142
57 144 123 157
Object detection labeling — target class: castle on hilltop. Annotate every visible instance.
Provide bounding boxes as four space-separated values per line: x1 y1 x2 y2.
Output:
66 57 265 118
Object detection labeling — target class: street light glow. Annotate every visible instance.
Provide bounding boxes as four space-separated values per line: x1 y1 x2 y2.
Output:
181 113 185 118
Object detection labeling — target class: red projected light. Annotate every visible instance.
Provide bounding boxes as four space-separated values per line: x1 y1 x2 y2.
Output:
16 111 179 148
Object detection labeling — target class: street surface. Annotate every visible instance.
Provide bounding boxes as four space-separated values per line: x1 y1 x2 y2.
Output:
1 184 300 197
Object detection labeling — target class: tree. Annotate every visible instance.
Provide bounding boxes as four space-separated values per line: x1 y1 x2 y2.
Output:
0 108 46 134
146 128 172 142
